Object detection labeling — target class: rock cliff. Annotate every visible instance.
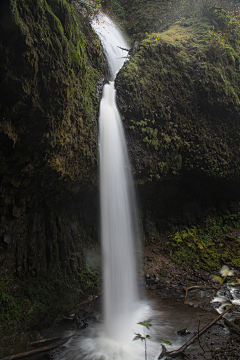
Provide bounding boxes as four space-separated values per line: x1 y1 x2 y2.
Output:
116 7 240 225
0 0 106 349
2 0 240 355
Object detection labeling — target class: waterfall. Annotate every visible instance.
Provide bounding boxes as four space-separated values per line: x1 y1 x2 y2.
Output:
93 13 139 341
58 15 203 360
92 13 129 80
59 14 162 360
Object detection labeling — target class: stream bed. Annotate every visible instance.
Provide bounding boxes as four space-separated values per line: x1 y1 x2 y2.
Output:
30 285 240 360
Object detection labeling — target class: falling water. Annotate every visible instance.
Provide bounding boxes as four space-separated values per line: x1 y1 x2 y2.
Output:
92 13 129 80
59 14 164 360
56 14 221 360
95 13 139 341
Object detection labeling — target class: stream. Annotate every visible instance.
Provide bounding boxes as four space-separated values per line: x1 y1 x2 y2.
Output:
29 283 240 360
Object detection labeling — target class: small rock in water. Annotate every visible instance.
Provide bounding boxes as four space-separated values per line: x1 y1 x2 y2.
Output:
177 328 191 336
147 278 156 285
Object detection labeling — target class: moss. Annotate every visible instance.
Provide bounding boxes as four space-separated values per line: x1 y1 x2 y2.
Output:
1 0 107 203
111 0 240 42
58 216 71 227
167 212 240 271
116 7 240 184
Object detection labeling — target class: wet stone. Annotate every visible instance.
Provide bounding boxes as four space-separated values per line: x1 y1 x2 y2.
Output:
177 328 191 336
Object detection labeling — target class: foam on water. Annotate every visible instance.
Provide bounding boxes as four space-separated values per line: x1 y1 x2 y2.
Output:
58 301 174 360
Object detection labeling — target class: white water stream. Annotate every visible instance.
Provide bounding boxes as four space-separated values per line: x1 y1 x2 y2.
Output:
95 13 139 342
92 14 129 80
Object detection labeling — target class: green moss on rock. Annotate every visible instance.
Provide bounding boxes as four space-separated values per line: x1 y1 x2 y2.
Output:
167 212 240 271
116 7 240 184
0 0 107 203
0 0 105 354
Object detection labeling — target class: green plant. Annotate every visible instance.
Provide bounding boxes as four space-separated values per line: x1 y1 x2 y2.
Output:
134 321 171 359
133 321 152 360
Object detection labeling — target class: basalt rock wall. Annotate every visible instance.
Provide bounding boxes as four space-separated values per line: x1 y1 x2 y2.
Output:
0 1 106 350
0 0 105 295
116 8 240 230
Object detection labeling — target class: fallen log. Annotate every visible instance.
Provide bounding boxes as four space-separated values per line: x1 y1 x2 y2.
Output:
0 335 72 360
28 336 63 348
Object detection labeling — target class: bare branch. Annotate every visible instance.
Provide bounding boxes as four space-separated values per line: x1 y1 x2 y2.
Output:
184 285 216 304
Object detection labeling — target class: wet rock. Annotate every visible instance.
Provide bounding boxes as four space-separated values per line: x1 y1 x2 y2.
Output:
224 318 240 341
75 309 98 329
145 274 156 285
177 328 191 336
